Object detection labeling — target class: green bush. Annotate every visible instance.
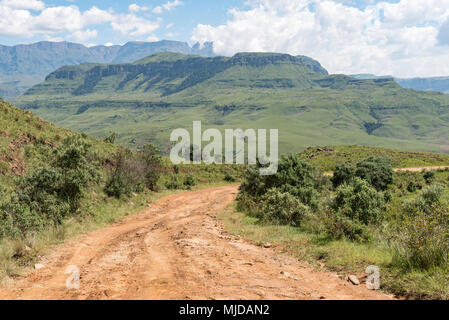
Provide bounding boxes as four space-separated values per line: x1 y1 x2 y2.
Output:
104 144 163 198
333 178 385 225
224 172 236 182
165 175 182 190
332 164 355 188
423 171 435 184
238 155 320 211
393 185 449 271
0 188 43 238
355 157 393 191
183 174 197 189
0 136 98 237
259 188 310 226
327 178 385 241
324 209 372 242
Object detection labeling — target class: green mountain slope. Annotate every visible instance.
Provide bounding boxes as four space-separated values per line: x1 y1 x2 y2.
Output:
351 74 449 94
14 52 449 154
0 40 214 99
0 98 117 184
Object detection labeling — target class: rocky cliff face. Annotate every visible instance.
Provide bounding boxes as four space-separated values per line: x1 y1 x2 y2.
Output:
0 40 216 99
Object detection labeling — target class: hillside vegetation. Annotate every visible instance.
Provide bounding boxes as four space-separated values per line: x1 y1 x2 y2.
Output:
232 154 449 299
15 52 449 155
0 98 242 282
299 145 449 171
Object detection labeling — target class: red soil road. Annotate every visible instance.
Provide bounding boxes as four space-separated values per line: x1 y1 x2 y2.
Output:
0 186 393 300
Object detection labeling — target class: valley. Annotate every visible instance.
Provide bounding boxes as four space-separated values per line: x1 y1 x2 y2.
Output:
13 52 449 155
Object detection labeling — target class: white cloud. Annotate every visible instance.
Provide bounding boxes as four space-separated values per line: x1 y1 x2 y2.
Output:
153 0 183 14
111 14 161 37
1 0 44 10
71 29 98 42
0 3 161 41
128 3 149 13
146 34 160 42
192 0 449 77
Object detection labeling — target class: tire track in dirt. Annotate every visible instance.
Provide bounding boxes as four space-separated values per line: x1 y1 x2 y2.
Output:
0 186 394 300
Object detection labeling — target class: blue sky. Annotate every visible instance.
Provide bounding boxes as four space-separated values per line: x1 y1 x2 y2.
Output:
1 0 449 77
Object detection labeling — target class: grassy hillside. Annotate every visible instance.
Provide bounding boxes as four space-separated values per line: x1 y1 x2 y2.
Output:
299 145 449 171
16 52 449 155
0 98 243 282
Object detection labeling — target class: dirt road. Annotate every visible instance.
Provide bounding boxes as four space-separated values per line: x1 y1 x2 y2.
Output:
0 186 393 300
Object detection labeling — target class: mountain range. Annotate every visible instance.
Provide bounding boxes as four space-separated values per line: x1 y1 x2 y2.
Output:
14 52 449 154
351 74 449 94
0 40 214 99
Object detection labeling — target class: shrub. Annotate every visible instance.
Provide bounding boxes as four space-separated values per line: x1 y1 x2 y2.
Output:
183 174 196 189
0 188 43 238
140 144 163 191
259 188 310 226
324 209 372 242
0 136 98 237
104 144 163 198
332 164 355 188
239 155 320 211
423 171 435 184
407 181 418 193
393 185 449 270
52 136 99 211
224 172 236 182
165 175 182 190
333 178 385 225
355 157 393 191
327 178 385 241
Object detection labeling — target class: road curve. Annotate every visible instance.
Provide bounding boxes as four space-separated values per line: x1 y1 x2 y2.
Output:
0 186 393 300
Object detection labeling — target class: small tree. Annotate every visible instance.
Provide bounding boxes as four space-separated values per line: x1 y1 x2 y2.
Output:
332 163 355 188
355 157 393 191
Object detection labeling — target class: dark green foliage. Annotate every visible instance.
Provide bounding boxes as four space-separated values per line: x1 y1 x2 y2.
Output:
239 155 320 211
224 172 236 182
0 187 43 238
165 175 182 190
237 155 320 227
355 157 393 191
324 209 372 242
140 144 163 191
333 178 385 225
0 136 98 237
260 188 310 226
183 174 196 189
423 171 435 184
326 178 385 241
104 144 163 198
393 185 449 271
332 157 394 191
407 181 418 193
332 164 355 188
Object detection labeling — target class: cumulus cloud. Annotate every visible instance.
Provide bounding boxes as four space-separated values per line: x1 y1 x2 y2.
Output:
71 29 98 42
192 0 449 77
0 2 161 42
128 3 149 13
153 0 183 14
1 0 45 10
111 14 161 36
